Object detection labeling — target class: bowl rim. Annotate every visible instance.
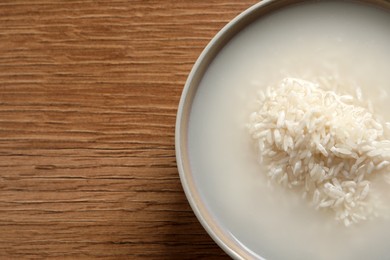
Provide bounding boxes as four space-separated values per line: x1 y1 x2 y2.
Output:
175 0 390 259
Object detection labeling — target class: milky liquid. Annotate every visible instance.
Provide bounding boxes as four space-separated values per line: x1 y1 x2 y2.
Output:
187 1 390 259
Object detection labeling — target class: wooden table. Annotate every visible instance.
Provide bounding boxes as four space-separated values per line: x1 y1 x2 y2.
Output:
0 1 258 258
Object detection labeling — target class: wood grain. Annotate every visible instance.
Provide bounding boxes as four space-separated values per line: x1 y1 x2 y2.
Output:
0 0 258 259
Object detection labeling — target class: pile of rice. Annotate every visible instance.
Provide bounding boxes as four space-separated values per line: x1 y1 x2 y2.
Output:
248 77 390 226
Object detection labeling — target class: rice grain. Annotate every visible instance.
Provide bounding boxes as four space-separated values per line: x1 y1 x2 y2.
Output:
248 77 390 225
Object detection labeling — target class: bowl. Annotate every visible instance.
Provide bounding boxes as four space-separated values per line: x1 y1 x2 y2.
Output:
175 0 390 259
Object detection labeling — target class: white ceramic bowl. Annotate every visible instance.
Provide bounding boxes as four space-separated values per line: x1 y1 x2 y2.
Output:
175 0 390 259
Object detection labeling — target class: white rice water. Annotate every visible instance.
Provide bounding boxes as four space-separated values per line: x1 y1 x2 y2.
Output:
187 1 390 260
